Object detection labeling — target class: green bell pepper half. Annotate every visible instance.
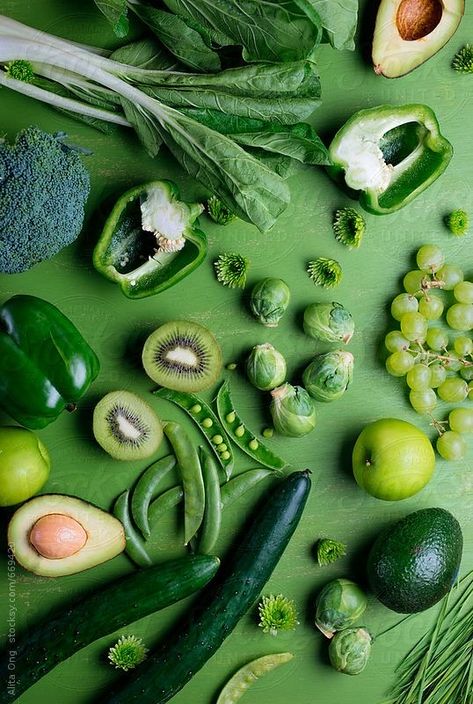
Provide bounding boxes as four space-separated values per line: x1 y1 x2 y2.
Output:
0 295 100 429
327 104 453 215
93 180 207 299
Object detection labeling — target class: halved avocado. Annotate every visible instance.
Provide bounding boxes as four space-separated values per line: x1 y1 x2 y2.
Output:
373 0 464 78
8 494 125 577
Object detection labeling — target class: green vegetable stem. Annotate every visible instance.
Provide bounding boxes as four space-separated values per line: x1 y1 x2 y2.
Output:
131 455 176 539
163 421 205 545
153 388 234 479
307 257 342 288
332 207 366 248
315 538 347 566
258 594 299 635
213 253 250 289
108 635 148 671
207 196 236 225
0 295 100 429
216 382 288 469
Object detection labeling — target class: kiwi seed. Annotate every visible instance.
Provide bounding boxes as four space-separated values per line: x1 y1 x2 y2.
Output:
93 390 163 461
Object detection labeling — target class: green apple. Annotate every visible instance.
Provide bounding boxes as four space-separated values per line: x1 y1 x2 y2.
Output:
0 427 51 506
352 418 435 501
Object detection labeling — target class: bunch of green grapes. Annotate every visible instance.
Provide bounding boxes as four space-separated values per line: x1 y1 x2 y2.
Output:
384 244 473 460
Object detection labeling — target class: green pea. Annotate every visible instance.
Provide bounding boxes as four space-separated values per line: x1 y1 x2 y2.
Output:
164 422 205 546
220 451 231 461
153 388 234 480
216 381 288 470
262 428 274 439
216 652 293 704
131 455 176 539
217 443 227 452
113 491 153 568
211 434 224 445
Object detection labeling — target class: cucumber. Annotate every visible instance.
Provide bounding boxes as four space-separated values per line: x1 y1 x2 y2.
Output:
104 470 311 704
0 555 219 703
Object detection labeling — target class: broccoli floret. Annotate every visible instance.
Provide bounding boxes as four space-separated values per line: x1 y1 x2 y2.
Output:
0 126 90 273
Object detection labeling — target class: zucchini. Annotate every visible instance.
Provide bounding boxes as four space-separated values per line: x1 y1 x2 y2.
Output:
0 555 219 703
104 470 311 704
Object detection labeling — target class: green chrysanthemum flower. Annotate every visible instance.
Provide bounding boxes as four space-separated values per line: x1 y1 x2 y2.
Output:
258 594 299 636
206 196 236 225
452 45 473 74
445 209 469 236
315 538 347 566
333 208 366 249
307 257 342 288
108 635 148 671
5 60 35 83
214 253 250 288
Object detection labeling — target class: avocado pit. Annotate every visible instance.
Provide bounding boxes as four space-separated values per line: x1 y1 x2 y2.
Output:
29 513 87 559
396 0 443 41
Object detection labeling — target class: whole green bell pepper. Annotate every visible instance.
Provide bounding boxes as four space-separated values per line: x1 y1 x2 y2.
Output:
327 104 453 215
0 295 100 429
93 180 207 299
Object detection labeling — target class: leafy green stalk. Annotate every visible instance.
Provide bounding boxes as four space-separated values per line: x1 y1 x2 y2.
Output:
213 253 249 287
108 635 148 671
258 594 299 635
452 45 473 74
315 538 346 566
307 258 342 287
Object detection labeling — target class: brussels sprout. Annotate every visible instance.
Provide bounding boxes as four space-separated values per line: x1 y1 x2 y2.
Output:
328 628 372 675
315 578 367 638
250 278 291 327
270 383 316 438
303 302 354 344
246 343 287 391
303 350 354 402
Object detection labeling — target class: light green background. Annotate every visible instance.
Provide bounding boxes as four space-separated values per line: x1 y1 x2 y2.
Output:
1 1 472 703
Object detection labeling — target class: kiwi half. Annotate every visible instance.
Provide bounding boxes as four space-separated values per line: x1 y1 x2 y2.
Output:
93 390 163 460
142 320 222 392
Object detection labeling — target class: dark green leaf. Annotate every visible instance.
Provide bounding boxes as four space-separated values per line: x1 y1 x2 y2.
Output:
93 0 129 38
130 4 221 71
153 105 291 231
180 109 331 165
141 61 321 124
110 38 178 70
120 98 162 156
294 0 358 50
160 0 321 62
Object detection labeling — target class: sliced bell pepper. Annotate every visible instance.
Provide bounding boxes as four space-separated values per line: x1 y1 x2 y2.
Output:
93 180 207 299
0 295 100 429
328 104 453 215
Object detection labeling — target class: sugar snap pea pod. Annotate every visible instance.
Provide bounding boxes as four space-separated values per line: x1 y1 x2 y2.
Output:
113 490 153 568
131 454 177 539
217 653 294 704
220 468 275 507
164 421 205 546
197 448 222 555
154 388 234 480
216 381 288 470
148 485 184 527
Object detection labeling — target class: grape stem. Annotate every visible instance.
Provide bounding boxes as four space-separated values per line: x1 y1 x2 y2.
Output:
429 415 448 436
409 345 473 368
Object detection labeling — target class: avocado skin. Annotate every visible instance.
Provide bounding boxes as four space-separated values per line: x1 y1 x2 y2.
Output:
367 508 463 613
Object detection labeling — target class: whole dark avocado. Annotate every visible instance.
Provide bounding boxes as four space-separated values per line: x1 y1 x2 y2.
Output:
367 507 463 613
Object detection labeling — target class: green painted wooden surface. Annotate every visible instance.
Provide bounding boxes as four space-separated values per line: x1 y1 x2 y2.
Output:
1 1 472 703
